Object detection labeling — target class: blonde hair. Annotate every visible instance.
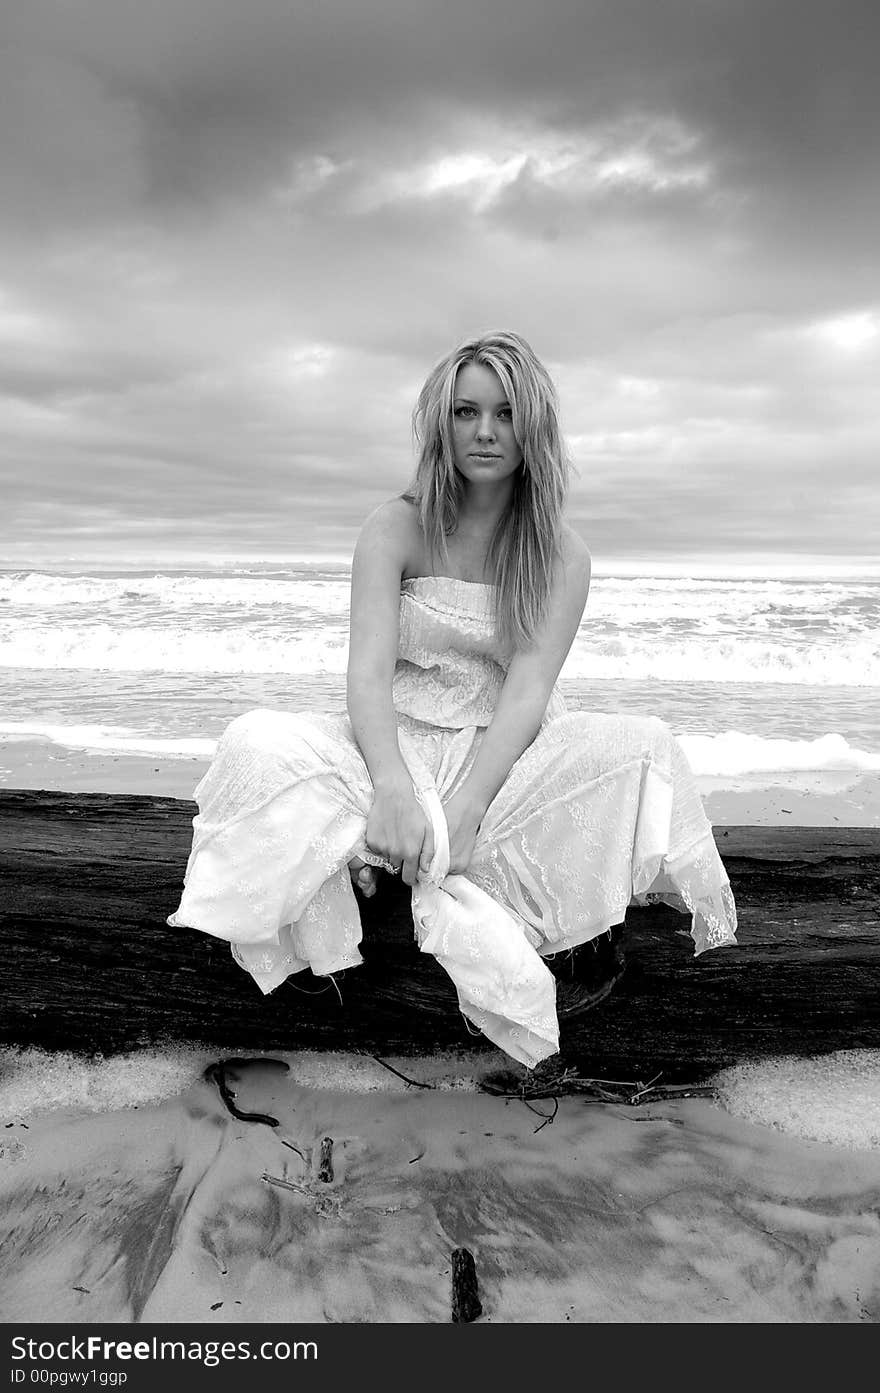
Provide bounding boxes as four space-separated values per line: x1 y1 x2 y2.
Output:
407 330 571 650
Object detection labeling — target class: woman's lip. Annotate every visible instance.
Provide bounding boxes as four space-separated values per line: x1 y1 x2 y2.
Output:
470 452 501 458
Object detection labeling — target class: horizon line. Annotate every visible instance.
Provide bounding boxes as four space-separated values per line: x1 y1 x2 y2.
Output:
2 550 880 580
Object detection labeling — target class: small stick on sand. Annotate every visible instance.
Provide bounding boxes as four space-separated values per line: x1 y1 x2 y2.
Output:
262 1172 308 1195
204 1060 280 1128
529 1097 559 1133
369 1054 435 1089
451 1248 482 1323
317 1136 334 1184
628 1071 664 1104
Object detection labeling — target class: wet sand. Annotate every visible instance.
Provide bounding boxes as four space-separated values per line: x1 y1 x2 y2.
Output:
1 1053 879 1324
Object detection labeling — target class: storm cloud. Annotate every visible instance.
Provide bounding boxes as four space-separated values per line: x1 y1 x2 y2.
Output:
1 0 878 567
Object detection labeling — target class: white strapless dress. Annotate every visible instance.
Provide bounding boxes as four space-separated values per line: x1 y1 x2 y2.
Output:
168 577 738 1066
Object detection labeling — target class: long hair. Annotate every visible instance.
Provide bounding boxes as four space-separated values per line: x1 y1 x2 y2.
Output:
407 330 571 650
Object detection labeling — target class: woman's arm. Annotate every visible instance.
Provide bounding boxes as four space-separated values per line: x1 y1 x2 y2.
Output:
347 500 434 885
444 532 591 872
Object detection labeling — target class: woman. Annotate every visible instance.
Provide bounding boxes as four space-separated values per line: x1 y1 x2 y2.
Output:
169 331 737 1066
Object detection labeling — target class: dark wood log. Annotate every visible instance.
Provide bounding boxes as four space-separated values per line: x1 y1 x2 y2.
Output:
0 790 878 1083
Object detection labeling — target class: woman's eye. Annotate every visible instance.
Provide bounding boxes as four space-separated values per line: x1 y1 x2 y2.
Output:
454 406 512 420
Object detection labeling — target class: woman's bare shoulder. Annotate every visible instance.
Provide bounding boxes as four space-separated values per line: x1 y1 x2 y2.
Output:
354 496 422 568
559 525 592 580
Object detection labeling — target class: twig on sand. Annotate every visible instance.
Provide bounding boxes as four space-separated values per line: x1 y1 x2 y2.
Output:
633 1082 718 1100
262 1170 346 1221
628 1071 665 1104
526 1096 559 1133
204 1059 280 1127
480 1065 632 1101
368 1054 436 1089
262 1171 308 1195
478 1062 715 1106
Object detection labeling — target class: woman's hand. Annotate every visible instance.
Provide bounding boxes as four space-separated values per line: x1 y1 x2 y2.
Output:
365 778 435 888
441 787 485 876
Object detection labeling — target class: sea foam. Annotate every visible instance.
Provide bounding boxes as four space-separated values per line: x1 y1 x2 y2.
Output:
2 570 878 685
1 622 878 685
678 730 880 775
0 572 351 611
714 1051 880 1151
0 626 351 676
0 1047 485 1121
0 722 215 758
2 720 878 778
0 1047 211 1120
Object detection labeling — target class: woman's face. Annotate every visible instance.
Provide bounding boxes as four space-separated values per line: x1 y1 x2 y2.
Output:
451 361 523 487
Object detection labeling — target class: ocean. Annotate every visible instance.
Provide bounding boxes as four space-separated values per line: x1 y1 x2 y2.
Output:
1 562 879 781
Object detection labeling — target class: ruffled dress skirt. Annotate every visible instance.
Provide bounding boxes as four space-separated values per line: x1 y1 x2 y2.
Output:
169 577 738 1066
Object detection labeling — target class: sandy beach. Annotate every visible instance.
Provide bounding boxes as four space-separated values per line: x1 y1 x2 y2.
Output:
1 739 879 1324
3 736 880 825
2 1049 879 1325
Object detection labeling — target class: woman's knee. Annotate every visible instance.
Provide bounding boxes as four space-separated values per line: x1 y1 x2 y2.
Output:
572 710 674 756
221 708 301 758
621 713 674 752
554 710 664 739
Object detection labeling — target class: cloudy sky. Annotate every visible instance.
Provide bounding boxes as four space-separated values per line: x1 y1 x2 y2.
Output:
2 0 879 571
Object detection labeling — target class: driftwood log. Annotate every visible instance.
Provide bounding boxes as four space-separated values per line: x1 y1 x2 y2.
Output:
0 790 878 1083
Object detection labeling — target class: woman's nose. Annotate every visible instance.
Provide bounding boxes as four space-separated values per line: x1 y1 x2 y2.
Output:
476 414 496 439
